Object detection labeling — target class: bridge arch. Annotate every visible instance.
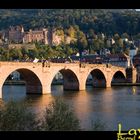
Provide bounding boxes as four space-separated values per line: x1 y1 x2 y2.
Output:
86 68 107 88
51 68 80 91
2 68 42 96
111 70 126 84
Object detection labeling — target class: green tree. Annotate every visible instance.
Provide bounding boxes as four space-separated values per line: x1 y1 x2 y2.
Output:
0 100 40 131
0 47 9 61
63 44 73 57
111 48 115 54
124 47 130 55
28 48 38 59
114 33 120 40
9 48 23 60
41 97 80 131
21 47 29 56
77 30 88 59
92 39 100 52
88 29 95 38
121 33 130 39
66 26 77 38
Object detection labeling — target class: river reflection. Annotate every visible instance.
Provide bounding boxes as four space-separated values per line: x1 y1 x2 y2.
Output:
2 85 140 130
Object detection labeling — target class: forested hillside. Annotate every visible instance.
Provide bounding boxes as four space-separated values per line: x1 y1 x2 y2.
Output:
0 9 139 35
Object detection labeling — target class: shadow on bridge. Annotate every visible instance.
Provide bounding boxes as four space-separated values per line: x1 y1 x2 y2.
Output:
86 69 106 88
51 69 79 92
2 69 42 95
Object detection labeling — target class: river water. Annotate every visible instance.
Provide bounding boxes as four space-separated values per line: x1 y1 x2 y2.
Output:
2 85 140 131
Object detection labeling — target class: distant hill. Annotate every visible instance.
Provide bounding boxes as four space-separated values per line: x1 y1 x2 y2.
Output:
0 9 139 35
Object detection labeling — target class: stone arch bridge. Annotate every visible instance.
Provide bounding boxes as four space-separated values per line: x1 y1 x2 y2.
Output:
0 61 127 98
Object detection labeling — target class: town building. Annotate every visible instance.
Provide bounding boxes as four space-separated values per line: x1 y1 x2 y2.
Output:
133 54 140 67
100 48 110 55
133 53 140 83
134 39 140 48
106 53 130 68
71 54 103 64
8 25 24 43
129 43 138 60
23 28 49 44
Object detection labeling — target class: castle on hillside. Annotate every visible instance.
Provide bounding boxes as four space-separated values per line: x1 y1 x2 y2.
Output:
0 25 76 46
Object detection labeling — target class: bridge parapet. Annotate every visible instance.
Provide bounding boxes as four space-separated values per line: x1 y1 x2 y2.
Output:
0 61 42 67
86 64 107 68
50 63 79 67
0 61 125 69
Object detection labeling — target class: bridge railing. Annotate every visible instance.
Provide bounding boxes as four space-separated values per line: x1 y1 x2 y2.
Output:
0 61 126 70
0 61 42 66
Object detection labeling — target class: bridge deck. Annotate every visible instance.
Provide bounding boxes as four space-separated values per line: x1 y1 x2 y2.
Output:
0 61 125 69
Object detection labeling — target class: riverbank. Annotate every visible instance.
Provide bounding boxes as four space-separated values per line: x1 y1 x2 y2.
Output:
86 82 140 86
111 83 140 86
4 80 140 86
4 80 63 85
4 80 26 85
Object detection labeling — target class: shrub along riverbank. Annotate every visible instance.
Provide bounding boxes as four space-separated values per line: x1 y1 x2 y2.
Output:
0 97 106 131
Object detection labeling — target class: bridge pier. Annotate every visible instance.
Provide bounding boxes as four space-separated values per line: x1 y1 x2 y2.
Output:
42 85 51 94
106 78 112 88
79 81 86 90
26 85 51 94
126 67 137 83
106 81 111 88
132 68 137 83
26 85 42 94
106 69 112 88
63 81 79 90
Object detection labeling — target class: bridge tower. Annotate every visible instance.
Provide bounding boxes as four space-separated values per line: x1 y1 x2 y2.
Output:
126 67 137 83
